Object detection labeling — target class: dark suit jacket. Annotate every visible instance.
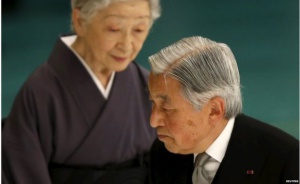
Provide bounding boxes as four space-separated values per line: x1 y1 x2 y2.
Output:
150 114 299 184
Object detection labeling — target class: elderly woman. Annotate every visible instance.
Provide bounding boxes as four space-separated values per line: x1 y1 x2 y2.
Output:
2 0 161 183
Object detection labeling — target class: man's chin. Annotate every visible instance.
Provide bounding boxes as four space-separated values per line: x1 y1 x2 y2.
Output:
164 143 191 155
164 143 181 154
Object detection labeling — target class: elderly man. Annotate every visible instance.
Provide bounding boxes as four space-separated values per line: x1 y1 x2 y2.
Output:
148 36 299 184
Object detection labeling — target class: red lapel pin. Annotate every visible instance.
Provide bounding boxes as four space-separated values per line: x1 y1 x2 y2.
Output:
247 170 254 175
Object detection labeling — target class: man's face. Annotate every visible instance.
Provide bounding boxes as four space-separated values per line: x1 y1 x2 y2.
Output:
148 73 215 154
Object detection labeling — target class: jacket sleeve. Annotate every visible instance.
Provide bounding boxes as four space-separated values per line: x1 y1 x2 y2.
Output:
2 85 53 184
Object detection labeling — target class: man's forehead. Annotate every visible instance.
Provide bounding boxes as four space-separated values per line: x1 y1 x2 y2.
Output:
149 73 180 102
149 73 179 87
149 73 164 83
149 73 167 88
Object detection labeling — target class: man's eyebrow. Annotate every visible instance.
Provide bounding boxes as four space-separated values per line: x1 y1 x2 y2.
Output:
150 94 169 102
156 95 167 100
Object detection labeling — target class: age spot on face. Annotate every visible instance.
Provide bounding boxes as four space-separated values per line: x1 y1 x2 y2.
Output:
187 120 195 127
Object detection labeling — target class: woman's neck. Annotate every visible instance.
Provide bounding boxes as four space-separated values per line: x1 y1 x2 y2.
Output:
71 39 112 88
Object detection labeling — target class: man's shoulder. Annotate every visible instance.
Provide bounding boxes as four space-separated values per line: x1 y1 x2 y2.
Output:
234 114 298 151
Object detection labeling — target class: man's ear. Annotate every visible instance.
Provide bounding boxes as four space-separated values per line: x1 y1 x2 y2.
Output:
72 8 85 36
208 97 226 124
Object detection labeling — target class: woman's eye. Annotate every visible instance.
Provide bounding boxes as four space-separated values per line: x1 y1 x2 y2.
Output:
108 28 120 32
134 29 144 33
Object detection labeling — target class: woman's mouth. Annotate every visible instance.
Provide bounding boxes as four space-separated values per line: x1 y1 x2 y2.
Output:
112 56 128 62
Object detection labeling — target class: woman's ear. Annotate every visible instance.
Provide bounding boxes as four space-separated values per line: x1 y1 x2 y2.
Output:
72 8 85 36
209 97 226 124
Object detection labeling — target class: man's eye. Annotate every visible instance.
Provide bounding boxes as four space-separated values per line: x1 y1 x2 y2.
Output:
162 106 173 112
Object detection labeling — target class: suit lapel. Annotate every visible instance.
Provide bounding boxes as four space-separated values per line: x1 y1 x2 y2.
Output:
152 139 194 184
213 115 267 184
159 154 194 184
170 154 194 184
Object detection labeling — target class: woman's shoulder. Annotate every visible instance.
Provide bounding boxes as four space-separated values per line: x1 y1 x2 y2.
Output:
20 62 62 96
129 62 150 74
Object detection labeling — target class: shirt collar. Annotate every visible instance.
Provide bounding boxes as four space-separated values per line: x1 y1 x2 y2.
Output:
194 117 235 163
206 117 235 162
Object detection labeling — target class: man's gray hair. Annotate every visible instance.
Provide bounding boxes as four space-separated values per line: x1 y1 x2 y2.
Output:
148 36 242 119
71 0 161 30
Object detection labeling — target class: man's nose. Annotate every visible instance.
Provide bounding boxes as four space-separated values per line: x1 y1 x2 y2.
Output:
150 108 165 128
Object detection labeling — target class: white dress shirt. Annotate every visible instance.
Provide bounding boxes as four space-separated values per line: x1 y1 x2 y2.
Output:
194 118 235 176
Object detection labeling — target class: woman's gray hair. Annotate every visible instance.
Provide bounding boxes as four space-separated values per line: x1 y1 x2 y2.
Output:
148 36 242 119
71 0 161 30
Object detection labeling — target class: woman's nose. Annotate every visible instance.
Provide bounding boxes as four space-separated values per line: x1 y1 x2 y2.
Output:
117 32 133 52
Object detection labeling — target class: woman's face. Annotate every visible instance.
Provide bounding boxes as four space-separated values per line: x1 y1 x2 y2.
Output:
74 0 151 72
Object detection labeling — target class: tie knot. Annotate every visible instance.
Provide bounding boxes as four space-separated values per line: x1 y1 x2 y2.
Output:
195 152 210 167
